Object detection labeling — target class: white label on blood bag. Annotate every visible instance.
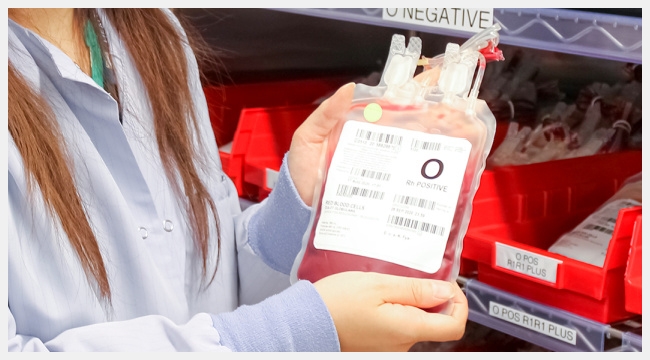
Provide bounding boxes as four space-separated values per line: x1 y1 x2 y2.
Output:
547 199 641 267
265 168 279 190
489 301 577 345
382 8 494 34
495 243 562 283
313 120 471 273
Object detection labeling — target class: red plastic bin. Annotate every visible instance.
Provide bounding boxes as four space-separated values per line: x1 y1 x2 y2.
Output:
204 77 349 197
242 105 318 202
204 76 349 147
462 150 642 324
624 214 642 315
217 107 266 200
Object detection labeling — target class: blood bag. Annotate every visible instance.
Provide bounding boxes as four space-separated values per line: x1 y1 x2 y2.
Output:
291 25 504 313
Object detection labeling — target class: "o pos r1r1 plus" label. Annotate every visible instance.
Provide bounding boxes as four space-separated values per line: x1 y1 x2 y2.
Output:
313 120 471 273
495 242 562 283
489 301 577 345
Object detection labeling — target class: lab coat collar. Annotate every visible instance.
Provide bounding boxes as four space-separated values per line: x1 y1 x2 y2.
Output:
8 17 106 92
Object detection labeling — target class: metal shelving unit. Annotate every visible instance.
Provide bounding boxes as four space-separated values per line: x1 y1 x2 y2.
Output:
271 8 642 64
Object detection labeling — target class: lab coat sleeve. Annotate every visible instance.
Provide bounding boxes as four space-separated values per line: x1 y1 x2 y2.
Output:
8 311 231 352
233 153 313 305
8 283 339 352
8 306 231 352
211 280 340 352
246 153 311 275
9 301 338 352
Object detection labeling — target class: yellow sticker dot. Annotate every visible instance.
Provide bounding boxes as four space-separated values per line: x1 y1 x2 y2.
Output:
364 103 383 123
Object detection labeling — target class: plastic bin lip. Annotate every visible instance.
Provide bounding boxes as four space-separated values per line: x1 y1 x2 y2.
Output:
465 207 640 273
466 208 639 268
623 213 642 315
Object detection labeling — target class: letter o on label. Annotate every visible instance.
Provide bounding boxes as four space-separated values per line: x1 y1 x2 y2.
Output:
491 304 499 314
386 8 398 17
421 159 443 179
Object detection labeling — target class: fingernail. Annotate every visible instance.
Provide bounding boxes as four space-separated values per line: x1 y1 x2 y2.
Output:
432 282 454 300
340 82 356 91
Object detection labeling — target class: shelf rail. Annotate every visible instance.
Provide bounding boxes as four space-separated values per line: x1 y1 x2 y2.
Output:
270 8 642 64
456 275 641 351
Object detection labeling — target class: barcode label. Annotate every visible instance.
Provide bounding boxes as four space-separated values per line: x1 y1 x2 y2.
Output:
584 224 613 235
313 120 474 273
350 167 392 182
336 184 385 200
387 215 446 236
393 194 436 210
355 129 403 145
411 139 441 151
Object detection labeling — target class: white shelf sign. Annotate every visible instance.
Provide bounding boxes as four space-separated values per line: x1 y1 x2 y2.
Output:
495 242 562 283
490 301 578 345
489 301 577 345
382 8 494 33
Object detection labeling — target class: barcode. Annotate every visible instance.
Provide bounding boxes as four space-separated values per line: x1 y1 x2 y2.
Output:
393 194 436 210
387 215 446 236
411 139 441 151
584 224 613 235
387 215 419 230
420 222 445 236
336 184 385 200
350 167 391 181
355 129 403 145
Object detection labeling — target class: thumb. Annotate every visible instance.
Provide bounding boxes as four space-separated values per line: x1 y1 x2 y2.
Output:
299 82 355 140
380 276 456 309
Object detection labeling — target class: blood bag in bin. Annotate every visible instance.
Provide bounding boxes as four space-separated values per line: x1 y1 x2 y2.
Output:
290 25 504 313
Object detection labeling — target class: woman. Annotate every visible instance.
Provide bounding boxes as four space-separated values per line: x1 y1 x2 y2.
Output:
7 8 468 351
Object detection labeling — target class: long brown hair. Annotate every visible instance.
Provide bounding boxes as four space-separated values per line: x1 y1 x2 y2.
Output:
8 9 221 302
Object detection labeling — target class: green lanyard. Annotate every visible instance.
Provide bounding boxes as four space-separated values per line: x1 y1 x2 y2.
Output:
84 20 104 88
